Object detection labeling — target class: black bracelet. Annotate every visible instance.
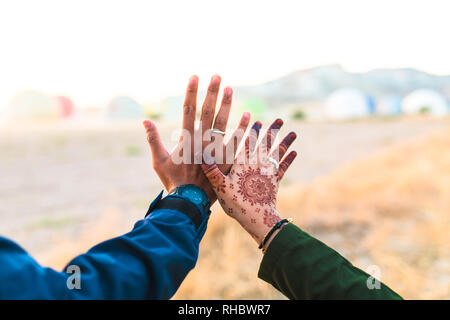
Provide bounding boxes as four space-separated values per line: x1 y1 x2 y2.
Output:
258 218 290 250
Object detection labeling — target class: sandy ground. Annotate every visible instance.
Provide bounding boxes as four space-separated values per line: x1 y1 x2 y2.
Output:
0 117 448 272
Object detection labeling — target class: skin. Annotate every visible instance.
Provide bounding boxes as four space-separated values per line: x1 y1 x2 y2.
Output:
201 119 297 249
143 75 251 203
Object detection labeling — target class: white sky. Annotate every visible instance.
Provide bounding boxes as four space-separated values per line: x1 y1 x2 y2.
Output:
0 0 449 107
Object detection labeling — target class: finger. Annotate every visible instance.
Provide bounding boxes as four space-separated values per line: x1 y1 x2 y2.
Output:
182 75 199 134
277 151 297 180
213 86 233 132
201 152 227 194
143 120 169 163
244 121 262 159
221 111 251 173
270 131 297 162
259 118 283 155
200 75 221 133
230 111 251 154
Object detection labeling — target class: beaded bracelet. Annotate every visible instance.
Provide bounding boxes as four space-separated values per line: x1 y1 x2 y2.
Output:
258 218 292 252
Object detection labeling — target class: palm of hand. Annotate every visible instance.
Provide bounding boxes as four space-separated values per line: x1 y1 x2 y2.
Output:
202 119 297 243
215 163 282 241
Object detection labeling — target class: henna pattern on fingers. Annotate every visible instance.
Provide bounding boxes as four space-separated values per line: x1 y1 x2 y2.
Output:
261 118 283 152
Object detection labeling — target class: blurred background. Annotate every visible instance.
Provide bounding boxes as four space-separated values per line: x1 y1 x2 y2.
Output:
0 0 449 299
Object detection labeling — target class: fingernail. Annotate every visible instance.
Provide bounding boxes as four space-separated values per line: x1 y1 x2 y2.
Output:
189 75 198 84
270 118 283 130
143 120 151 129
252 121 262 134
289 132 297 140
211 74 221 84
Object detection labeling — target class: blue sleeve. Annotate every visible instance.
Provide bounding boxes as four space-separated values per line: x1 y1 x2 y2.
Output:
0 191 209 299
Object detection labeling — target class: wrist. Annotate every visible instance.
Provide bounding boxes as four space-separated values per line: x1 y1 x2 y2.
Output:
170 182 216 204
262 223 288 252
258 217 291 253
168 184 211 215
252 209 283 243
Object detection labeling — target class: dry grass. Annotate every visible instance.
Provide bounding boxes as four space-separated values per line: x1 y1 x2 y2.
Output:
174 129 450 299
39 128 450 299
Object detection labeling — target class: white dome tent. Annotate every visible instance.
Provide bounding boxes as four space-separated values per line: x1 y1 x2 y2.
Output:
7 90 58 120
324 88 371 120
105 96 144 120
402 89 449 116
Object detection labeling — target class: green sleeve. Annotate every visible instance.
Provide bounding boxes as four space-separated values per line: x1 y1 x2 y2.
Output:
258 223 403 300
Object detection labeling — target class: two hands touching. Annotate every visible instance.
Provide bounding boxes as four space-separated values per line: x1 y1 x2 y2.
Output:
0 76 403 301
143 75 297 251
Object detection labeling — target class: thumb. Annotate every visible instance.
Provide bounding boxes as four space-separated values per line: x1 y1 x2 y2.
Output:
200 152 226 193
143 120 168 163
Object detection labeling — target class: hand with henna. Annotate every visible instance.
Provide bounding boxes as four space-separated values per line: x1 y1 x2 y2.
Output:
143 75 250 202
200 119 297 248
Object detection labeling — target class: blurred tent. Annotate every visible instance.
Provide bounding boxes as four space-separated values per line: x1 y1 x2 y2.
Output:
324 88 371 119
376 95 402 115
402 89 449 116
55 96 75 118
7 90 59 120
105 96 144 120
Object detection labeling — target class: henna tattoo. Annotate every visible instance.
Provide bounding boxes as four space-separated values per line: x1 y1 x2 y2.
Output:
236 167 276 206
255 208 260 213
263 209 281 227
277 132 296 159
232 195 237 202
250 218 256 224
262 118 283 152
245 122 261 159
240 208 246 215
278 150 297 180
229 182 234 189
228 207 233 214
210 174 226 193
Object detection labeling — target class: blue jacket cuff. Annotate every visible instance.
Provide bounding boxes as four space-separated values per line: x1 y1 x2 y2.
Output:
145 190 209 233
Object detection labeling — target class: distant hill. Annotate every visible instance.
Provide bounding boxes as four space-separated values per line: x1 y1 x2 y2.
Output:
160 65 450 119
233 65 450 107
